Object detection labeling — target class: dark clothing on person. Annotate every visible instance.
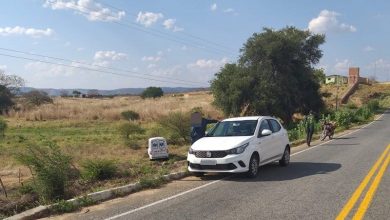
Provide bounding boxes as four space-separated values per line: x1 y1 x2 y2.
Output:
306 126 314 146
304 113 315 146
191 118 218 144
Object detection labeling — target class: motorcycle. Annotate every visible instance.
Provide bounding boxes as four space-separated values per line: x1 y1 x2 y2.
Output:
320 122 336 141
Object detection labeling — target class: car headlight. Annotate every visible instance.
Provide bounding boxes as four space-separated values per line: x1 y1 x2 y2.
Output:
227 143 249 154
188 147 194 154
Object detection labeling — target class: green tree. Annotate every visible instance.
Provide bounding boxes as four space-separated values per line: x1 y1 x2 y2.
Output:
0 70 25 113
211 26 325 123
141 87 164 99
313 68 326 84
72 90 81 96
0 85 14 113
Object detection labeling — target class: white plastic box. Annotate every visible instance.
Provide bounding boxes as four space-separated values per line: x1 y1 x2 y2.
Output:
148 137 169 160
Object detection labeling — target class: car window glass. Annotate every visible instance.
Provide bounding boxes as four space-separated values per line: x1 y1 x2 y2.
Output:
258 120 271 137
269 119 281 133
208 120 258 137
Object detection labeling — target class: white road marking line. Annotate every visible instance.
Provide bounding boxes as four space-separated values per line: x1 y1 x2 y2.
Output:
105 112 386 220
105 178 225 220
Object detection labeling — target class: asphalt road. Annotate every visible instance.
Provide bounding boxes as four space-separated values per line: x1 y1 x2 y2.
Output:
46 110 390 220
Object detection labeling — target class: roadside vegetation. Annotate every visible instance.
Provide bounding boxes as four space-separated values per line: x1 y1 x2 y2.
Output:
1 27 390 218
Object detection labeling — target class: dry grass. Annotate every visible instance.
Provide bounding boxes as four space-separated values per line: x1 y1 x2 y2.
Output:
8 91 223 122
320 84 350 108
349 84 390 106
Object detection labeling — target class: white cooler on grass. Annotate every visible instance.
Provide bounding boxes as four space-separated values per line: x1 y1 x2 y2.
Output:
148 137 169 160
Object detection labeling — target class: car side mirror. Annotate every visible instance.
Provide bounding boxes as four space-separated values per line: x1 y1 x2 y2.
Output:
261 129 272 136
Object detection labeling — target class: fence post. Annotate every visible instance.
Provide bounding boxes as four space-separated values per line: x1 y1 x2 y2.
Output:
0 176 8 198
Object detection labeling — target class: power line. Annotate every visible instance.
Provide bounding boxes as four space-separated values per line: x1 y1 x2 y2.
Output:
0 47 204 85
0 52 205 87
45 0 233 55
98 0 235 52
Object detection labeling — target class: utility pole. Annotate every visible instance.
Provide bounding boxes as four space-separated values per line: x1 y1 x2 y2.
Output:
335 80 340 111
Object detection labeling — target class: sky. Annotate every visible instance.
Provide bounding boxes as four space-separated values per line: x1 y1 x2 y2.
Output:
0 0 390 89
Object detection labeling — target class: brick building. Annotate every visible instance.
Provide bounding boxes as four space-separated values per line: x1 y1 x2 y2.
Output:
348 67 371 85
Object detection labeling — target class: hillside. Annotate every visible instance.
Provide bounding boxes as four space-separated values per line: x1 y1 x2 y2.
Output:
19 87 207 96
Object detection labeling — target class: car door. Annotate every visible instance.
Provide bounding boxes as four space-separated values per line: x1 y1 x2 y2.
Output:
267 119 285 158
256 119 275 163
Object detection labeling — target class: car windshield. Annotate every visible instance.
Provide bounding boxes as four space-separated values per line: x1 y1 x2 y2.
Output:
207 120 258 137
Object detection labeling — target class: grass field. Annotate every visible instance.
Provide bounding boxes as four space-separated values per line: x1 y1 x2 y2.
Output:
0 91 221 208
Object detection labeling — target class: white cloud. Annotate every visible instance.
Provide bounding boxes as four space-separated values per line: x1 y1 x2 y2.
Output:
142 56 161 62
223 8 234 13
0 65 7 71
210 3 217 11
64 41 71 47
333 59 351 73
181 45 188 51
308 10 356 34
163 19 183 32
77 47 84 51
364 46 374 52
163 19 175 29
149 65 183 77
368 59 390 69
147 64 157 69
94 50 127 61
188 57 229 70
136 11 163 27
92 60 110 67
0 26 53 38
25 62 76 77
43 0 125 22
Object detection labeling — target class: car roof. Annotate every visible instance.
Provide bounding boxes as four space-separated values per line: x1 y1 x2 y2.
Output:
222 116 267 121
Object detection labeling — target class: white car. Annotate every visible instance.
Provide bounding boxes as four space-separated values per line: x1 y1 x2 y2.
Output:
187 116 290 178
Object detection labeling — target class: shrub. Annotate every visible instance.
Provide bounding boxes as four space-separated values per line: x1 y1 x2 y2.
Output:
81 159 118 181
356 107 373 121
0 117 7 137
23 90 53 106
345 102 358 109
141 87 164 99
18 182 35 195
121 110 140 121
118 122 145 139
334 109 356 128
139 176 166 188
158 111 191 144
0 85 14 113
51 200 77 213
366 100 380 112
15 142 73 201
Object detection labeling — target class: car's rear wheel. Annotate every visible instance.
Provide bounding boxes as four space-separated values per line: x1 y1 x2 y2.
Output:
246 155 259 178
279 147 290 167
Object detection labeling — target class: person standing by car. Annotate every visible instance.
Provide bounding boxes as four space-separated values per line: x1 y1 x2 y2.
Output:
190 112 218 144
304 111 315 146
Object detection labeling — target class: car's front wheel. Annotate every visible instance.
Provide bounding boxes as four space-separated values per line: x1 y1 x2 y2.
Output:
246 155 259 178
279 147 290 167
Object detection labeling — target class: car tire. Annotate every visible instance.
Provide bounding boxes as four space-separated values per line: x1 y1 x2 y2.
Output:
279 147 290 167
193 172 205 177
246 155 259 178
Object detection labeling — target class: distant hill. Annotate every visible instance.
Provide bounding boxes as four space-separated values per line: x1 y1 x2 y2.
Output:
19 87 208 96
